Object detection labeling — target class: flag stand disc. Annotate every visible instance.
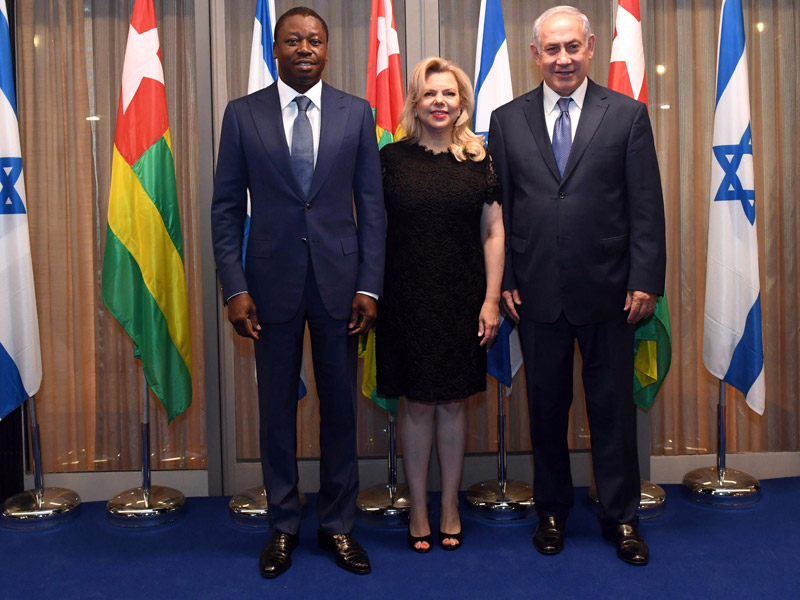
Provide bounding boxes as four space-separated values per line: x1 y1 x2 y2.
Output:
106 375 186 527
587 480 667 519
106 485 185 527
228 486 307 528
681 466 761 506
681 381 761 506
356 483 412 527
357 413 413 526
465 383 535 521
465 479 535 521
1 488 81 530
1 397 81 530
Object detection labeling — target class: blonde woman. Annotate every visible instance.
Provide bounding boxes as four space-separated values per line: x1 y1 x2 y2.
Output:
376 57 504 553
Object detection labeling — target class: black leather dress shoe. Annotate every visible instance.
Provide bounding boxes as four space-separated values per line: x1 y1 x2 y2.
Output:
603 523 649 566
533 516 565 555
317 530 371 574
259 530 300 578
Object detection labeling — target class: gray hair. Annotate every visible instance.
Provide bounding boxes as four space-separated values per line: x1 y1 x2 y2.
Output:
531 5 592 52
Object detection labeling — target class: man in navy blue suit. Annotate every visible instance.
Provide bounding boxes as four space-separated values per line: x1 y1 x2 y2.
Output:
489 6 665 566
211 7 384 578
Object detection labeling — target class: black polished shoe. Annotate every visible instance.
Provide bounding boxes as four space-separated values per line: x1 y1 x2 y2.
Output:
317 530 371 574
603 523 649 566
533 516 565 555
259 530 300 579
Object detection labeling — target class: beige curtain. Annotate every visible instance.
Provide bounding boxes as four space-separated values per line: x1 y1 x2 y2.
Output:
17 0 206 472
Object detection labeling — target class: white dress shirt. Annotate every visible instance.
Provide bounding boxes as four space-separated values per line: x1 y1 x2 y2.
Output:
542 77 588 142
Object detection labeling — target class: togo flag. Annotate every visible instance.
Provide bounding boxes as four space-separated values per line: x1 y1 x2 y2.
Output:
703 0 764 415
473 0 512 141
362 0 404 415
608 0 672 410
0 0 42 419
102 0 192 422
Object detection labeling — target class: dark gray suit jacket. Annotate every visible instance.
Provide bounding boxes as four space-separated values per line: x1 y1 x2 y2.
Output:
489 78 666 325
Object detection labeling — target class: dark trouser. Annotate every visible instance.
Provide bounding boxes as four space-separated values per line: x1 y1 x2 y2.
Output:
519 311 640 529
253 265 359 535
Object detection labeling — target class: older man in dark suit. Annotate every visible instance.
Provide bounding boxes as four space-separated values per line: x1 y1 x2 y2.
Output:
489 5 665 566
211 7 384 578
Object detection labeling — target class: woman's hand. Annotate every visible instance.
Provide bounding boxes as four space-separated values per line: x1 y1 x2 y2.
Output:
478 299 501 347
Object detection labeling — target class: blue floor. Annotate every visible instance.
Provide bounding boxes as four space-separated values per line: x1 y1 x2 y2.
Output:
2 478 799 599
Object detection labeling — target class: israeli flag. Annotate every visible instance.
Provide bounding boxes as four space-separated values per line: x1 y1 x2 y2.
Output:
0 0 42 419
243 0 278 268
487 316 523 393
702 0 764 414
248 0 278 94
473 0 513 141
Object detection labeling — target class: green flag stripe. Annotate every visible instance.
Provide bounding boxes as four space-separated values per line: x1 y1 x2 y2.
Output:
102 228 191 421
377 128 395 150
131 136 183 258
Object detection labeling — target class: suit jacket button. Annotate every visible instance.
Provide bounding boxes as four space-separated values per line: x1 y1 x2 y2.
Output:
305 202 311 211
301 237 307 243
558 192 565 199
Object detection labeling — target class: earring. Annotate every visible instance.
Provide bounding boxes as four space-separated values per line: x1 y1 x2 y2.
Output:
414 109 418 118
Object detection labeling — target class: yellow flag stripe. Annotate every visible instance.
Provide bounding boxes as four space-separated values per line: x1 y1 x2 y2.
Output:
107 145 192 373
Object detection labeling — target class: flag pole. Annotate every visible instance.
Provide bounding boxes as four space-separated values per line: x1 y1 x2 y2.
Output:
1 397 81 529
356 409 412 526
106 370 186 527
682 380 761 505
465 381 534 521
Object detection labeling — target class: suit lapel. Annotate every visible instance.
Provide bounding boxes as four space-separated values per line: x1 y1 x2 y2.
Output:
523 85 561 182
309 83 347 200
250 83 305 200
561 79 609 182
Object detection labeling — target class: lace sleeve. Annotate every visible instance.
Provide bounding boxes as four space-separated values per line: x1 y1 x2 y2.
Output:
484 153 502 206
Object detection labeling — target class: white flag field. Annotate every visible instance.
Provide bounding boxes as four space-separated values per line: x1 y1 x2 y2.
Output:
473 0 512 141
702 0 764 415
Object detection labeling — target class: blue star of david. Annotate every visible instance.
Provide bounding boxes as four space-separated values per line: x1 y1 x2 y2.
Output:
0 156 25 215
712 124 756 225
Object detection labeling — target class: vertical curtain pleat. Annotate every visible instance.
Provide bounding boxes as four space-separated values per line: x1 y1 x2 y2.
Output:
18 0 206 472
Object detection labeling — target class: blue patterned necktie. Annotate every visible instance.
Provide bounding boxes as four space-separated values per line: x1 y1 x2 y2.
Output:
552 97 572 177
291 95 314 196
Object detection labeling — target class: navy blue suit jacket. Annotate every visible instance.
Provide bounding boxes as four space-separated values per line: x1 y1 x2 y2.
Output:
211 82 385 323
489 79 666 325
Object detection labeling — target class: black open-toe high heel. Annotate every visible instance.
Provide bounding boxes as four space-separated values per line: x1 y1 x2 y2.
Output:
408 528 433 553
438 529 463 551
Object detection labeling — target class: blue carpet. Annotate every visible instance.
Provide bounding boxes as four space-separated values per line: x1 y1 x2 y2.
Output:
2 478 799 599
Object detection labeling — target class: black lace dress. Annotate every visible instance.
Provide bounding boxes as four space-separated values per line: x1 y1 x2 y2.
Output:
376 139 501 403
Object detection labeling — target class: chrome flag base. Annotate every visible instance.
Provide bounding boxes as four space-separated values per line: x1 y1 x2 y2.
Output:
228 485 307 528
465 479 535 521
106 485 185 527
682 466 761 507
357 484 412 527
588 480 667 519
1 488 81 530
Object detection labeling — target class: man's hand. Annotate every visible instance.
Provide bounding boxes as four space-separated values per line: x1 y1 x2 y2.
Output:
227 293 261 339
349 293 377 336
624 290 657 324
501 289 522 323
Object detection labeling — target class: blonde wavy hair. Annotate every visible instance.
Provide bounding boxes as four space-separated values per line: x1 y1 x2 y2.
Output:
399 57 486 162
